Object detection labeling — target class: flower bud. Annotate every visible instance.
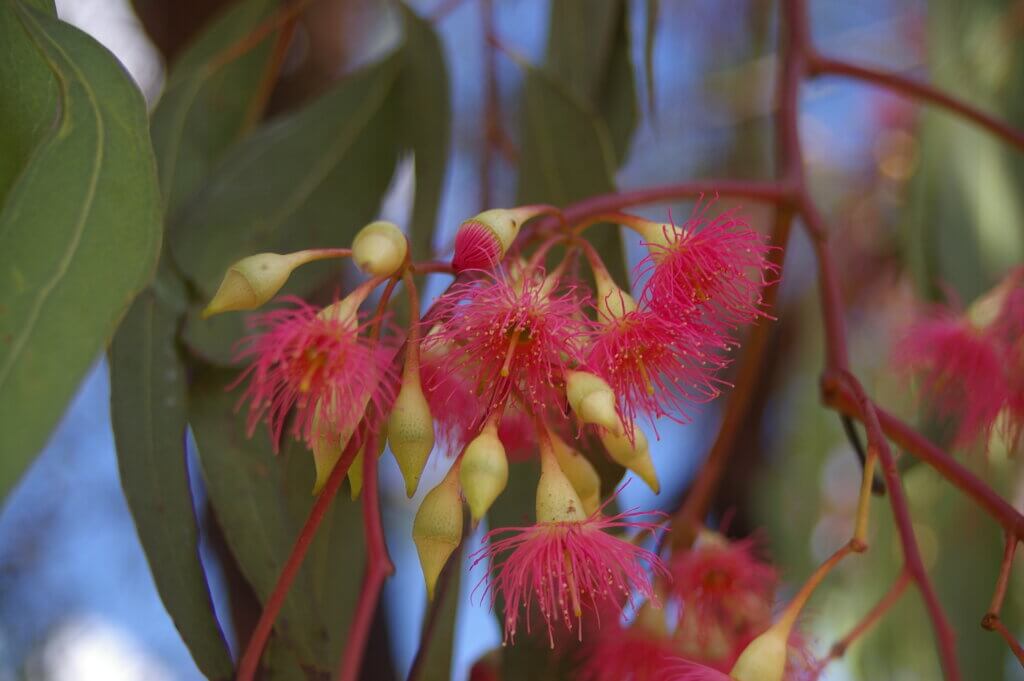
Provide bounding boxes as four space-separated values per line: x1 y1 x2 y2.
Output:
413 466 463 600
593 268 637 319
566 371 621 433
388 368 436 498
729 623 788 681
452 206 548 272
203 252 308 318
459 422 509 523
310 401 356 495
351 221 408 277
599 422 660 493
548 431 601 515
346 435 387 500
536 440 587 523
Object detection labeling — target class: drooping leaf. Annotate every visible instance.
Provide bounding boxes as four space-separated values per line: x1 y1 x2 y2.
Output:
643 0 659 114
0 3 162 500
150 0 281 216
514 61 626 286
169 53 404 361
109 268 233 681
544 0 637 164
189 367 367 669
396 3 450 261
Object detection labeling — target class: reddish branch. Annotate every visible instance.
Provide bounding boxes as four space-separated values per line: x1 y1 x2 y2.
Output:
807 54 1024 153
335 430 394 681
840 373 960 678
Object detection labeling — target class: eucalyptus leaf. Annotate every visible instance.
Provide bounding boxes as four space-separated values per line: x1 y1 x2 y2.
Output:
397 3 450 261
150 0 280 216
170 53 404 361
0 3 162 500
109 272 233 681
189 368 367 668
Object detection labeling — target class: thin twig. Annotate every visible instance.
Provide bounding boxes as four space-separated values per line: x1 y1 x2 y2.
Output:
807 54 1024 153
839 372 961 679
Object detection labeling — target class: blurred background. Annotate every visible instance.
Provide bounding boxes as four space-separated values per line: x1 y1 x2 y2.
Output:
2 0 1023 679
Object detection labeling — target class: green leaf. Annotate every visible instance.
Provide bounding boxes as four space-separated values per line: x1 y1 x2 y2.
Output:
544 0 637 164
169 53 404 361
514 62 626 285
109 272 232 681
415 554 461 681
189 367 367 668
643 0 659 114
0 3 162 500
397 3 450 260
150 0 280 216
0 0 58 203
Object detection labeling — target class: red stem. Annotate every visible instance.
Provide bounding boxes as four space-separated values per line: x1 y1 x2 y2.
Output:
823 379 1024 539
335 430 394 681
236 430 364 681
840 372 961 679
807 54 1024 153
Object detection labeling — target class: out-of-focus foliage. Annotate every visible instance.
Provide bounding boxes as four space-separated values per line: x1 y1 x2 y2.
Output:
0 0 161 500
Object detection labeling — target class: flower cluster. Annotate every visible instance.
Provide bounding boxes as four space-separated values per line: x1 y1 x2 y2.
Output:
577 533 816 681
895 266 1024 452
204 204 778 653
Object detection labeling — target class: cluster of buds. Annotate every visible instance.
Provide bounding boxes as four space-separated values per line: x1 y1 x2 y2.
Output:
894 266 1024 453
204 201 779 656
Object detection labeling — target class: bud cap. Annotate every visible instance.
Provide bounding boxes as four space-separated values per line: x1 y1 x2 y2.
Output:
599 422 660 493
352 221 408 277
388 371 436 497
460 424 509 522
203 252 301 317
566 371 621 433
413 468 464 600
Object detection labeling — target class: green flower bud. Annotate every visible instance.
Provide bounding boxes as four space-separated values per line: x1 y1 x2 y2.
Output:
388 368 436 498
351 221 408 277
566 371 621 433
729 623 788 681
459 422 509 522
413 465 463 600
203 252 308 318
548 431 601 515
536 439 587 523
599 422 660 493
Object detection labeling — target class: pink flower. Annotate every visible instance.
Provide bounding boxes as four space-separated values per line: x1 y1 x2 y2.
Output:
587 304 729 434
232 296 396 451
670 537 777 667
471 502 667 646
424 273 589 431
894 310 1009 448
638 208 776 330
577 630 684 681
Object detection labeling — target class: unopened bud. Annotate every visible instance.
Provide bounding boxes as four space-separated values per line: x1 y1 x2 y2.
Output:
548 431 601 515
413 466 463 600
729 623 788 681
599 422 660 493
536 440 587 523
593 268 637 319
310 402 356 495
388 369 436 497
203 252 309 317
346 436 387 500
452 206 548 272
566 371 621 433
352 221 408 277
460 423 509 522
